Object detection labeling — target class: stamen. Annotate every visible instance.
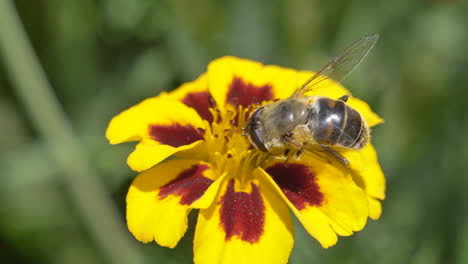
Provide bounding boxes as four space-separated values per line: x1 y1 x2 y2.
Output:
202 104 266 186
209 107 221 124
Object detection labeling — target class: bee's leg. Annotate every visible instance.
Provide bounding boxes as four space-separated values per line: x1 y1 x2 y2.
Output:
294 149 304 159
338 94 349 102
284 148 297 167
294 144 305 159
284 150 291 167
320 145 350 167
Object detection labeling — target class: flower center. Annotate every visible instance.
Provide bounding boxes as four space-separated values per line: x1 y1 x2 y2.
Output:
203 105 267 187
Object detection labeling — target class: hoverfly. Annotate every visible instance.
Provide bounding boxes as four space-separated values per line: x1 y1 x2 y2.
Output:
243 34 379 167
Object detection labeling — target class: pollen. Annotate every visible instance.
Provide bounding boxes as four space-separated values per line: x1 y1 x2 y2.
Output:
201 104 266 187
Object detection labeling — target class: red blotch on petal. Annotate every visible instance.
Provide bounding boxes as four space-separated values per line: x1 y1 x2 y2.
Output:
182 91 215 123
227 77 273 108
158 164 214 205
219 180 265 243
266 163 323 210
149 124 204 147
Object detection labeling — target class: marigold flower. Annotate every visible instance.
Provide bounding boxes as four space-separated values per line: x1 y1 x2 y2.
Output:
106 56 385 264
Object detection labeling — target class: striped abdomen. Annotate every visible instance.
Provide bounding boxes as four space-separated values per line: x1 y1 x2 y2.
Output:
308 97 368 149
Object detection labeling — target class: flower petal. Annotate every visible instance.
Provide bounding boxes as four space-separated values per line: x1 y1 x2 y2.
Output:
167 73 208 99
194 178 293 264
126 139 203 171
126 159 217 248
106 96 205 145
368 197 382 220
295 70 351 98
255 166 335 247
344 143 386 200
106 97 207 171
347 97 383 127
166 73 216 123
208 56 298 110
258 158 368 248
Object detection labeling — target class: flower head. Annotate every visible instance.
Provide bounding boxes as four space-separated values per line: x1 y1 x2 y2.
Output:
106 56 385 264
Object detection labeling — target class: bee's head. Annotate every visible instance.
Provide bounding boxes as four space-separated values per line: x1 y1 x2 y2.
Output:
243 106 268 152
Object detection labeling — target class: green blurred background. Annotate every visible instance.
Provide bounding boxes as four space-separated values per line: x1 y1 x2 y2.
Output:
1 0 467 263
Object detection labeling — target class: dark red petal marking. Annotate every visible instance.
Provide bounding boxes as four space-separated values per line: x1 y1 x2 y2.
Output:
227 77 273 108
266 163 323 210
149 123 204 147
158 164 214 205
182 91 215 123
219 180 265 243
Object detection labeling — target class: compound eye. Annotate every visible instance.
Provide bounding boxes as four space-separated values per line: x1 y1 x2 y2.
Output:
250 128 268 152
250 106 265 120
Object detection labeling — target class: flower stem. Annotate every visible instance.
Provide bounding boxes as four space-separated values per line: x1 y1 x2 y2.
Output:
0 2 145 264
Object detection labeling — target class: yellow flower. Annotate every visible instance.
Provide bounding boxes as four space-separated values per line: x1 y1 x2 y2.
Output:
106 56 385 264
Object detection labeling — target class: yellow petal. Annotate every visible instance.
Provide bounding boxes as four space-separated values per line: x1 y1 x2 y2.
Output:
106 96 205 144
191 174 226 209
255 167 337 248
368 197 382 220
126 159 217 248
167 73 209 99
126 139 204 172
106 96 208 171
347 97 384 127
316 164 368 235
344 143 386 200
165 73 216 123
207 56 298 111
294 70 352 98
259 157 368 247
194 177 294 264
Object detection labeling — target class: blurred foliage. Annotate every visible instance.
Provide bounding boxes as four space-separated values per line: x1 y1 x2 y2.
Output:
1 0 468 263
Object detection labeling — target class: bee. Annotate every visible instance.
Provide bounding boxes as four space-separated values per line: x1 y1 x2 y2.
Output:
244 34 379 167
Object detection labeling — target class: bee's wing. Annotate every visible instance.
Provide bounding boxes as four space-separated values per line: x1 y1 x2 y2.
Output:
293 34 379 97
283 137 347 167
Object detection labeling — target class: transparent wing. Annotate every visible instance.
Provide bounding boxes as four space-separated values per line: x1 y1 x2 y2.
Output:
293 34 379 97
284 137 351 168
